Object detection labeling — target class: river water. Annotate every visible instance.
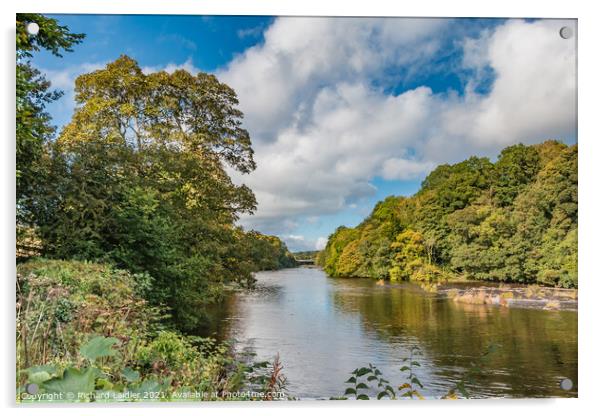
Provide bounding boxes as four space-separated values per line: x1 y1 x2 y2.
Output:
206 267 577 399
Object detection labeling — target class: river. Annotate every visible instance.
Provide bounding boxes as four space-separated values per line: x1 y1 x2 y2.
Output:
204 267 577 399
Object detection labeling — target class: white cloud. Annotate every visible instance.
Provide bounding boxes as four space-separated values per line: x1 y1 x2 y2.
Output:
315 237 328 251
219 17 447 142
280 234 324 252
38 18 577 244
141 58 200 75
219 18 576 236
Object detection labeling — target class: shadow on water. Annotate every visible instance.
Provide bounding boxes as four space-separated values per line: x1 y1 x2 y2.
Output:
199 267 577 399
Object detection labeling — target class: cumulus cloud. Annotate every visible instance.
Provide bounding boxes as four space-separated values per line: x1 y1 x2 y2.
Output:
217 18 576 237
219 17 448 142
141 57 200 75
281 234 325 252
315 237 328 251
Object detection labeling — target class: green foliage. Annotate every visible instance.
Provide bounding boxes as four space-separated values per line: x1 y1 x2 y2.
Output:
340 364 394 400
239 231 298 271
320 141 577 288
389 230 427 281
42 367 96 397
16 14 84 234
16 259 160 371
16 21 297 399
321 226 360 277
17 261 289 402
25 54 296 331
80 336 118 362
492 144 540 206
338 344 500 400
293 250 319 262
19 335 285 402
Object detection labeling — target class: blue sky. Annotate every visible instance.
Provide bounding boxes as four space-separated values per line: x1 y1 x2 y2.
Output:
32 15 577 251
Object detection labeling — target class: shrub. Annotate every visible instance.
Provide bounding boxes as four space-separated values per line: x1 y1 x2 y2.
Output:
17 259 157 372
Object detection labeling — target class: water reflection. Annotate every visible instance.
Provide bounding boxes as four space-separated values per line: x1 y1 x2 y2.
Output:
202 268 577 399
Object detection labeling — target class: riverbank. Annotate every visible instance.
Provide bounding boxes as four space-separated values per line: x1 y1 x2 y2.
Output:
322 263 579 312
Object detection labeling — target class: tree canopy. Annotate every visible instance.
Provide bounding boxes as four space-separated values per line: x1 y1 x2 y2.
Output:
318 141 577 288
16 14 84 229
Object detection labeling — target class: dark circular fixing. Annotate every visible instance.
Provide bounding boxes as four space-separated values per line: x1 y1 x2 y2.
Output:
559 26 573 40
25 383 39 395
559 378 573 391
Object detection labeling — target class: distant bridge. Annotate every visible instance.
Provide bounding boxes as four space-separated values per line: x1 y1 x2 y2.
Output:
294 258 315 265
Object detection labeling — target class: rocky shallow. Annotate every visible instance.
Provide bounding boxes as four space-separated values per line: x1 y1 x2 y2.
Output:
437 285 578 311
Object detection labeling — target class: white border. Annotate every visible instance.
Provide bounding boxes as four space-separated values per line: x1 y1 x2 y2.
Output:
2 1 601 416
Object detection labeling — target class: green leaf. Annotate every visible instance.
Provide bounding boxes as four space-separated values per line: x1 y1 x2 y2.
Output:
96 378 114 390
411 361 421 367
356 383 369 390
24 364 58 376
455 381 470 398
344 387 357 395
356 367 372 377
42 367 96 396
80 336 118 361
367 375 378 381
28 371 51 385
356 394 370 400
254 361 270 368
399 366 411 372
377 391 388 400
127 378 169 399
121 367 140 383
345 376 357 384
411 377 424 388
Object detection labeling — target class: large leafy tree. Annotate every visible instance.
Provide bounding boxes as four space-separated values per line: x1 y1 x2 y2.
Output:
16 14 84 227
36 56 261 329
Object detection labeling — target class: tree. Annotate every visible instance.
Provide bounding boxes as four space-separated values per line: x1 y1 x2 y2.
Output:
16 14 84 229
389 229 427 281
320 142 577 288
492 144 540 207
34 56 261 330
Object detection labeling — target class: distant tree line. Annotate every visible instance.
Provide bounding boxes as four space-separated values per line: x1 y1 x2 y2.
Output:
293 250 319 261
317 141 577 288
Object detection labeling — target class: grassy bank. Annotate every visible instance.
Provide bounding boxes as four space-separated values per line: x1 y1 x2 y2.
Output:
16 259 287 402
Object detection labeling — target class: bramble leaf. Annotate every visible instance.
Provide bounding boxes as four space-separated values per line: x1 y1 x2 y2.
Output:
42 367 96 396
80 336 118 361
121 367 140 383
